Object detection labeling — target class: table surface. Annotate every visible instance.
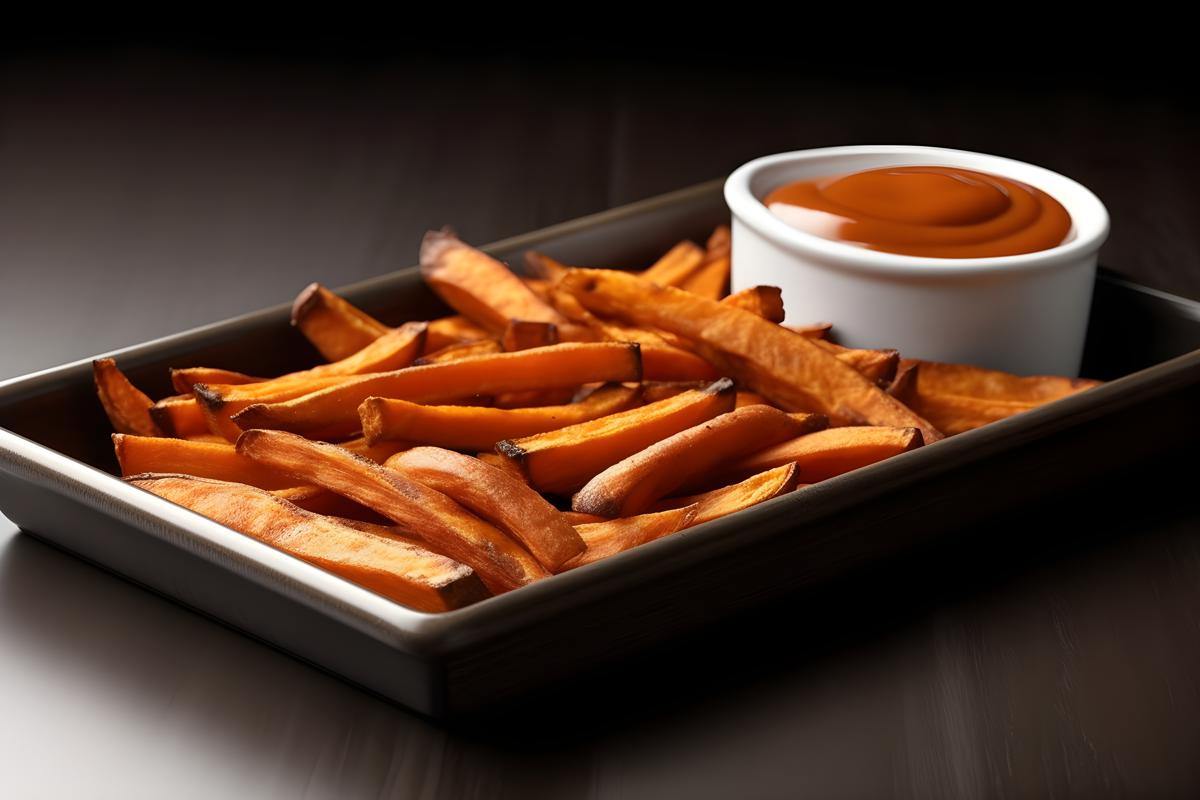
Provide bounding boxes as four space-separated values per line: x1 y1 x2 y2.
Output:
1 51 1198 799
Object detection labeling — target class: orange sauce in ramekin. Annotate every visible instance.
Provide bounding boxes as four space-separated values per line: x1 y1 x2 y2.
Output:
762 165 1072 259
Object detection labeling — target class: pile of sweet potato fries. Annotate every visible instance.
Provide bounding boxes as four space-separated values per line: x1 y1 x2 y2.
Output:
95 224 1101 612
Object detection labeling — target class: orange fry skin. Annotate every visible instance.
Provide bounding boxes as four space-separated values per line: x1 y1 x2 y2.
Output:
129 473 487 612
498 378 737 496
113 433 297 490
414 338 503 366
560 506 698 570
420 229 575 335
423 315 492 354
721 286 785 323
291 283 391 362
93 358 162 437
149 395 211 438
572 405 820 518
236 429 549 594
233 342 643 441
386 447 585 572
721 425 924 486
561 269 942 443
360 383 640 451
640 240 705 287
653 463 802 526
171 367 262 394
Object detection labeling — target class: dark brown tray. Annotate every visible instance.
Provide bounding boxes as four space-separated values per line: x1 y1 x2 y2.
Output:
1 179 1198 717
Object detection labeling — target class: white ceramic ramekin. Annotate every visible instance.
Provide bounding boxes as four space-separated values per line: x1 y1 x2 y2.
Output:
725 145 1110 376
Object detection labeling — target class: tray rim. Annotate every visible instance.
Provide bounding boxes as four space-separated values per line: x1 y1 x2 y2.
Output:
2 179 1199 661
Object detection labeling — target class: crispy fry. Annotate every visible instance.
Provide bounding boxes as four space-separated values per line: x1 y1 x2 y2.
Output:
522 251 572 283
149 394 210 438
360 383 640 450
561 511 607 525
93 359 162 437
813 341 900 386
652 463 801 526
171 367 262 394
722 425 924 485
387 447 585 571
233 342 643 441
414 338 503 365
888 359 1102 435
195 323 427 440
502 320 559 351
291 283 390 362
640 240 705 287
561 269 943 442
236 429 549 593
129 473 487 611
492 387 578 408
638 381 711 404
572 405 821 517
678 226 732 300
721 286 785 323
560 506 697 570
424 315 492 353
498 378 736 495
420 229 574 334
113 434 297 490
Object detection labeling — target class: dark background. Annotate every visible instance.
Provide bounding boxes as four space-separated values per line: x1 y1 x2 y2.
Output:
1 39 1198 797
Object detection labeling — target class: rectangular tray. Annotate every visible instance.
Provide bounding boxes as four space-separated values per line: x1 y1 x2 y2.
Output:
2 179 1199 718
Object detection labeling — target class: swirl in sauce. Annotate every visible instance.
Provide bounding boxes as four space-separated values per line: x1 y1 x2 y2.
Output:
762 166 1072 259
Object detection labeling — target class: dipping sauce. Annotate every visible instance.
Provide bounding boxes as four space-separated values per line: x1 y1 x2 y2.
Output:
762 166 1072 258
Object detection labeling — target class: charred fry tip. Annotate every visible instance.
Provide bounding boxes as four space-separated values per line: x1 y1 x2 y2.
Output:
628 341 643 383
147 405 177 436
703 377 736 396
290 282 324 326
494 439 527 465
229 403 265 427
192 384 225 410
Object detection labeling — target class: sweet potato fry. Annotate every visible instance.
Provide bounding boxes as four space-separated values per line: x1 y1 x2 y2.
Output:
721 286 785 323
195 323 427 439
291 283 390 362
420 229 574 334
736 391 770 408
339 436 411 464
360 383 640 450
414 338 503 365
93 359 162 437
652 463 801 526
638 381 711 404
475 451 528 483
497 378 737 495
149 394 210 438
561 269 943 442
522 251 571 283
113 434 297 490
386 447 585 571
170 367 262 394
572 405 821 517
128 474 487 611
640 240 705 287
678 225 731 300
502 320 559 351
813 341 900 386
560 506 697 570
424 315 491 353
888 359 1102 435
721 425 924 485
233 342 643 441
236 429 549 593
492 387 578 409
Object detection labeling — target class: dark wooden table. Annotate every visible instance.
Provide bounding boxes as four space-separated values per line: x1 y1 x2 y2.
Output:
1 50 1197 798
